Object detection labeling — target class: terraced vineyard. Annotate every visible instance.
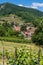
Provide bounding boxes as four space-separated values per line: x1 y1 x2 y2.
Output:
0 14 24 24
0 41 43 65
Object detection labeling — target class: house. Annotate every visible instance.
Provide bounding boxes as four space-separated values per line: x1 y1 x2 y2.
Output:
24 31 29 38
12 23 35 39
13 25 21 32
23 26 35 38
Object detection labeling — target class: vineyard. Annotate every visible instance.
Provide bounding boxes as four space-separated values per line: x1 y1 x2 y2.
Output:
0 41 43 65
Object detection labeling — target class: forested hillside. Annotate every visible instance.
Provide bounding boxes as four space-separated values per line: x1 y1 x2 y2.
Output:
0 3 43 26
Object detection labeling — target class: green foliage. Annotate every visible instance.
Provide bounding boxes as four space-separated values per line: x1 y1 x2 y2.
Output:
0 37 31 43
32 22 43 45
21 24 26 31
0 52 2 58
0 21 25 39
0 22 14 37
0 22 20 37
1 47 42 65
0 26 5 36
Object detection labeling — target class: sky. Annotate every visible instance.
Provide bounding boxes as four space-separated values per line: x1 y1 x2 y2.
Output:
0 0 43 12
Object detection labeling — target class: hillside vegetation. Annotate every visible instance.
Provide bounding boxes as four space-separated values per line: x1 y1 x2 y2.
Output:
0 41 43 65
0 3 43 26
0 14 24 23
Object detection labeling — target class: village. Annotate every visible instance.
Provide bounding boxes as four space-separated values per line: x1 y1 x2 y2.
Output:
12 22 35 39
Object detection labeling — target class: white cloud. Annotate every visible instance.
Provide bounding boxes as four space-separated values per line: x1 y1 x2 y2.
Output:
30 5 38 9
32 3 43 7
18 4 23 7
30 3 43 9
18 3 43 9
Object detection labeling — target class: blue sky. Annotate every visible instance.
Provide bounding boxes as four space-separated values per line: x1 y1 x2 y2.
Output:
0 0 43 11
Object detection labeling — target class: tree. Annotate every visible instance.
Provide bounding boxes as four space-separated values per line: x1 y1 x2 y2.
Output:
0 26 5 36
21 24 26 31
32 21 43 45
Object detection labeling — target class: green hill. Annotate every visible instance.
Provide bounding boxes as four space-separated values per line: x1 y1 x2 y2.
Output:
0 3 43 16
0 2 43 25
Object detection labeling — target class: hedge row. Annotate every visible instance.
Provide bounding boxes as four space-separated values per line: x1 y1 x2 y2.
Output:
0 37 31 43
